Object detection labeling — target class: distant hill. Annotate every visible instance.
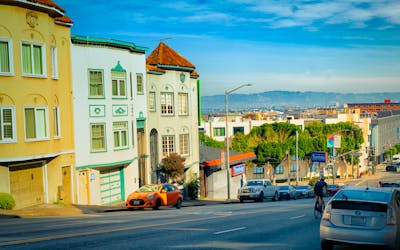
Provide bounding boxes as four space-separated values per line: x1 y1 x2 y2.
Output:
201 91 400 113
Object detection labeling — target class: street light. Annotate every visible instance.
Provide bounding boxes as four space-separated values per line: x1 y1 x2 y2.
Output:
225 83 252 200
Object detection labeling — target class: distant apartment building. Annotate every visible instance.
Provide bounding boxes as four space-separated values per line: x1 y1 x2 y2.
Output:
345 101 400 115
146 42 200 184
0 0 75 208
71 35 148 205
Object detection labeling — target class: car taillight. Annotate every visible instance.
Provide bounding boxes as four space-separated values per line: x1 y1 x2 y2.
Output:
322 203 331 222
387 206 397 225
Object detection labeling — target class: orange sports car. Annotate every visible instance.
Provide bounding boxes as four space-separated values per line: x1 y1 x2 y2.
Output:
126 183 183 210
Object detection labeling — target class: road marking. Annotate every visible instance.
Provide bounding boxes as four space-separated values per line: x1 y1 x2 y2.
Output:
159 227 208 231
214 227 246 235
290 214 305 220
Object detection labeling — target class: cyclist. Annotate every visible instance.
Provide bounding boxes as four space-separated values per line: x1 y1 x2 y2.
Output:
314 178 327 210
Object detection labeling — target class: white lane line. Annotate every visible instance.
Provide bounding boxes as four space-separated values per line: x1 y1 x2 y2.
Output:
290 214 305 220
214 227 246 235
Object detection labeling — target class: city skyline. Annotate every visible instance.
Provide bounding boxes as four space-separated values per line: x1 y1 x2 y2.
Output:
57 0 400 96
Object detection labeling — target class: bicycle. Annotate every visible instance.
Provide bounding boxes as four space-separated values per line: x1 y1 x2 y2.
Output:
314 196 325 219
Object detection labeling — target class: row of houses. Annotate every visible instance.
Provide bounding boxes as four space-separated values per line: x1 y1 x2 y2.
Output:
0 0 201 208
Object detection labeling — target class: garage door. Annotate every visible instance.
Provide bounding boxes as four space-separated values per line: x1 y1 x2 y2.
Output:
10 163 44 209
100 168 123 204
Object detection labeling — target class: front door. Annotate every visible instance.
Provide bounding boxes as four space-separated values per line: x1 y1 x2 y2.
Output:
150 129 159 183
62 166 72 204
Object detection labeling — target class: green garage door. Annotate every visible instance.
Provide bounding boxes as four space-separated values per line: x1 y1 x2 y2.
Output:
100 168 124 205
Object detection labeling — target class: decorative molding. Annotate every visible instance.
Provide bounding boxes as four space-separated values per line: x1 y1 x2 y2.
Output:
112 105 128 116
89 105 106 117
26 11 39 28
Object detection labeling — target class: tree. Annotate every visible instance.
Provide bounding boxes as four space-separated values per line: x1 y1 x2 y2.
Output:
160 153 185 183
199 134 224 149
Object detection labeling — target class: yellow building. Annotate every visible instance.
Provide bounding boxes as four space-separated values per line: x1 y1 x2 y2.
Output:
0 0 75 208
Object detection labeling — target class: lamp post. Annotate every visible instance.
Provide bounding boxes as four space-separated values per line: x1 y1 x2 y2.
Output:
225 83 252 200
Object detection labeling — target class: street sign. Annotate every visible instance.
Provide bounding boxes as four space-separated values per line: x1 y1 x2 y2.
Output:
327 134 334 148
311 152 327 163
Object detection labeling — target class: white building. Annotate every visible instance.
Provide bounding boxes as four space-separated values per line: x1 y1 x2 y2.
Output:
146 42 200 183
71 35 148 205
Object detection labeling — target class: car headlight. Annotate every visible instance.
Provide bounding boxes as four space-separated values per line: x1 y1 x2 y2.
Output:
146 193 155 199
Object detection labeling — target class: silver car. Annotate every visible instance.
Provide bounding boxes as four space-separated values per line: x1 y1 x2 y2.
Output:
320 186 400 250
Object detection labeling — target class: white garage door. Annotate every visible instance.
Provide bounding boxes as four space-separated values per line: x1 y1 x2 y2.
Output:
100 168 122 205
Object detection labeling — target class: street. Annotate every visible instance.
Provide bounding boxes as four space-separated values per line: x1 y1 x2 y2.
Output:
0 170 397 250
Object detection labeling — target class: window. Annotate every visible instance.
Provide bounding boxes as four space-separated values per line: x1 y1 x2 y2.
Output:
24 107 49 140
89 70 104 97
253 167 264 179
111 70 127 98
50 46 58 79
0 38 13 75
179 134 189 155
21 42 45 76
53 106 60 138
161 92 174 115
113 121 128 149
162 135 174 157
275 166 284 175
213 127 225 137
0 106 16 142
290 164 296 172
178 93 188 115
136 73 143 94
148 91 156 111
233 127 244 134
91 124 106 151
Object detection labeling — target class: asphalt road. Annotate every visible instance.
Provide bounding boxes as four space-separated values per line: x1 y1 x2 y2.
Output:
0 170 397 250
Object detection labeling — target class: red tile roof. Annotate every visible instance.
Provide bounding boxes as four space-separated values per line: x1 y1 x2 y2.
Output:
29 0 65 13
54 16 73 24
146 64 165 73
190 71 199 78
147 42 195 69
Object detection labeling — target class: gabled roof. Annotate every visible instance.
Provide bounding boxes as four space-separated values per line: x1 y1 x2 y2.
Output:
147 42 196 71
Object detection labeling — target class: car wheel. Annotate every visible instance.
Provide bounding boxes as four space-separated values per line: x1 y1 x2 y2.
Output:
307 193 310 198
286 194 290 200
175 199 182 209
153 199 161 210
240 198 244 203
293 194 296 200
321 240 333 250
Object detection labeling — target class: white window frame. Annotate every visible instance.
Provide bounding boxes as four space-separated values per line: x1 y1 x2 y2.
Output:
111 71 127 98
88 69 104 98
0 38 14 76
160 92 174 115
136 73 144 94
0 106 16 143
178 92 188 115
162 135 175 157
53 106 60 138
50 45 58 79
148 91 156 112
113 121 128 150
24 106 50 141
90 123 106 152
21 41 46 77
179 133 189 156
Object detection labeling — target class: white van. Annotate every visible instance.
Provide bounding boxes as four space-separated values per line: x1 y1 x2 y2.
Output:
392 154 400 164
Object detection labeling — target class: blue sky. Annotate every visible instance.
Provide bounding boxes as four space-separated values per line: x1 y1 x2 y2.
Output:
57 0 400 96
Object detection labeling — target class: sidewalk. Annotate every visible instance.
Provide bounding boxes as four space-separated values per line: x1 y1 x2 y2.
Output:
0 199 232 219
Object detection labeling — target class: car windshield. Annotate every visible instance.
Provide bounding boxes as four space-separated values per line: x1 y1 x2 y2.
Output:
137 185 160 193
246 181 263 186
279 186 289 190
381 182 400 187
333 189 391 203
296 186 308 189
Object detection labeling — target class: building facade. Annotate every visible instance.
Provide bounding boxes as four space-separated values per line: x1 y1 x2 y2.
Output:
71 35 149 205
146 42 200 184
0 0 75 208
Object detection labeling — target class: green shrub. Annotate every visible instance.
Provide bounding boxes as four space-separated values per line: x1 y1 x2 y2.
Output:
0 192 16 210
185 174 199 200
308 177 319 187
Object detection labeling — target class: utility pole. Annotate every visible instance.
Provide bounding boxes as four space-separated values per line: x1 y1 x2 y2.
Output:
296 130 299 185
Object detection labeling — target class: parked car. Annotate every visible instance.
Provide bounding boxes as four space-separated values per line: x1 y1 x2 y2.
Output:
278 185 297 200
295 185 315 198
327 184 341 196
386 164 400 172
320 186 400 250
126 183 183 210
237 179 279 202
379 181 400 188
